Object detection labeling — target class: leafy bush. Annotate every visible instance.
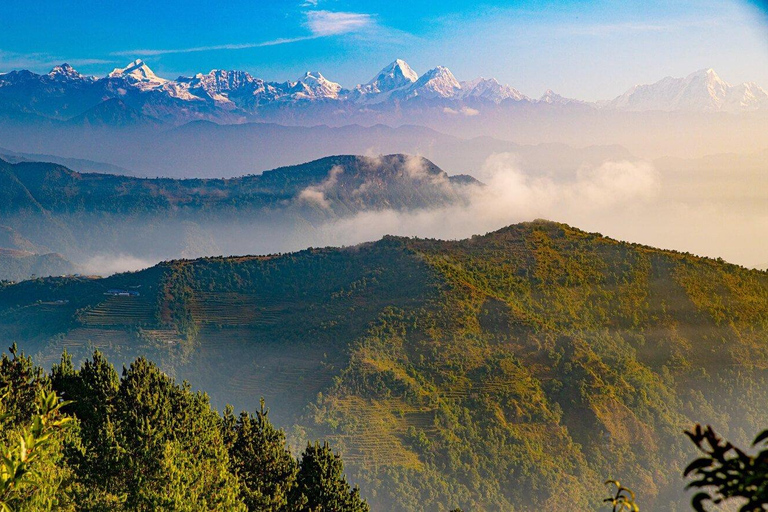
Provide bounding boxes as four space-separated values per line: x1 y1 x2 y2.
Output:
685 424 768 511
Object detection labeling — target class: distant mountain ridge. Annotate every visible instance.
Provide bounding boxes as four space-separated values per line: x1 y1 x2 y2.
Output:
1 59 766 124
608 68 768 112
0 154 476 216
0 248 75 282
0 154 480 272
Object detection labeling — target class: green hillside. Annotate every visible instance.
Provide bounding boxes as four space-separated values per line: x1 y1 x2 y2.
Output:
2 220 768 511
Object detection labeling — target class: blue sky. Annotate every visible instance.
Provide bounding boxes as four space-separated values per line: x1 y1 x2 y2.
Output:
1 0 767 99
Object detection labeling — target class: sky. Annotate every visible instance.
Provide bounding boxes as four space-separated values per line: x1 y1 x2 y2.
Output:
1 0 768 100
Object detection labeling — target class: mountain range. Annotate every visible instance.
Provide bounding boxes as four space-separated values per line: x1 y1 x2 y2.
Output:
1 59 766 125
3 220 767 511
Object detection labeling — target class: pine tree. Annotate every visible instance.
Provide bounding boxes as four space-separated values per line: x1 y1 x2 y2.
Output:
114 357 245 511
223 399 302 511
292 442 369 512
51 350 123 502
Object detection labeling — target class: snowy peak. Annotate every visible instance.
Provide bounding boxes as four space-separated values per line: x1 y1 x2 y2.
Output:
192 70 256 91
48 63 83 80
538 89 583 106
408 66 461 99
609 68 768 112
723 81 768 111
368 59 418 91
179 69 258 96
3 59 768 124
292 71 343 99
109 59 166 84
460 77 527 103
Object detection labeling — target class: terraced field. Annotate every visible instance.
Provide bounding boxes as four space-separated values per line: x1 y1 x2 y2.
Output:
324 397 437 469
138 328 185 345
34 327 140 367
79 295 156 326
185 327 340 423
189 292 291 327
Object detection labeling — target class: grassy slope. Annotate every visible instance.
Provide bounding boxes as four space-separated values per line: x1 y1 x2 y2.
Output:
1 220 767 511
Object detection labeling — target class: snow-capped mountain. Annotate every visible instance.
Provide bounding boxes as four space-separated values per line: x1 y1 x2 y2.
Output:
48 63 90 81
610 68 768 112
538 89 584 106
405 66 462 99
351 62 526 104
369 59 419 93
460 78 527 103
289 71 345 100
176 70 284 108
0 59 766 126
107 59 200 102
109 59 167 86
350 59 419 101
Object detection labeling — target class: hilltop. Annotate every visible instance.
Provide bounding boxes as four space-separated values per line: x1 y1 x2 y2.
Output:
2 220 768 511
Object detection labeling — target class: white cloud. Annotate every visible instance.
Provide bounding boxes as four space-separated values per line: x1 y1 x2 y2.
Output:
304 11 374 36
111 10 375 58
297 165 344 209
81 254 154 276
297 155 663 257
111 37 320 57
443 106 480 116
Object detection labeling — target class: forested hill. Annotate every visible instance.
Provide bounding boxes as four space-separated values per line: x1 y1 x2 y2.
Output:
0 154 474 216
2 220 768 511
0 154 477 273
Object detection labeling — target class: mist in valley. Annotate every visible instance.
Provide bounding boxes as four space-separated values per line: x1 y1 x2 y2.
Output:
32 148 764 279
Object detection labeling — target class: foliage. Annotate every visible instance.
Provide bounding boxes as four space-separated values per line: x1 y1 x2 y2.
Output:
292 442 369 512
684 424 768 512
223 400 301 511
0 347 372 512
0 348 75 512
604 480 639 511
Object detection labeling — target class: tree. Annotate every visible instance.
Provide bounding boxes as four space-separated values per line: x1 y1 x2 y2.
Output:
292 442 369 512
52 354 245 511
0 378 75 511
684 424 768 512
115 357 245 511
51 350 123 503
223 400 301 511
0 345 44 426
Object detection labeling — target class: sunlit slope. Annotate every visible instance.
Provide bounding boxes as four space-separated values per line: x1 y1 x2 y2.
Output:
1 221 768 511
